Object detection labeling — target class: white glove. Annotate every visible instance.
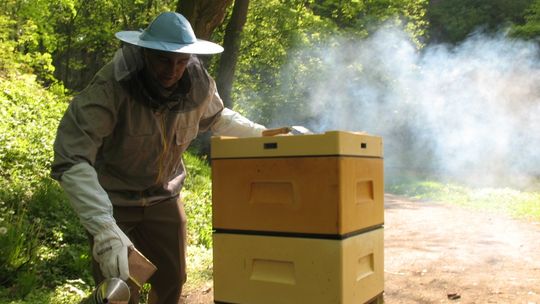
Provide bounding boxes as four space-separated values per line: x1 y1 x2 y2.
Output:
93 223 133 280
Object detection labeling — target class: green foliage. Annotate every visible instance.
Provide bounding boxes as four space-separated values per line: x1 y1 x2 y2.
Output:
512 0 540 38
0 27 90 299
183 151 213 248
0 12 67 186
0 16 28 77
0 10 57 85
0 279 91 304
51 0 178 89
0 74 68 192
310 0 429 40
28 178 92 287
4 0 178 89
427 0 534 43
0 202 41 295
234 0 338 125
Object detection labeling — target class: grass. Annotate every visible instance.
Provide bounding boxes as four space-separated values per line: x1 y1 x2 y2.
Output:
184 245 214 294
0 244 213 304
387 178 540 221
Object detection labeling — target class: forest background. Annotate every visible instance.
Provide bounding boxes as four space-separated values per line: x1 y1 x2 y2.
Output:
1 0 539 303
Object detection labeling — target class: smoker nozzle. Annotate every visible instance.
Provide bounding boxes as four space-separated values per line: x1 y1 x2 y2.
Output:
289 126 313 135
80 278 130 304
262 125 313 137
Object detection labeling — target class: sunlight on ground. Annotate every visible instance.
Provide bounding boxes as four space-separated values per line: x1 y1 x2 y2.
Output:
185 245 213 293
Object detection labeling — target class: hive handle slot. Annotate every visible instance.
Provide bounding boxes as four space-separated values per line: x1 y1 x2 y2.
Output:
249 181 295 205
356 180 374 204
356 253 375 281
264 142 278 149
250 259 296 285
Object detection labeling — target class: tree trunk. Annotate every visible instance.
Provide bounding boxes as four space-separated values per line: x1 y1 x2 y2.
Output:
216 0 249 109
176 0 235 158
176 0 233 39
63 12 79 88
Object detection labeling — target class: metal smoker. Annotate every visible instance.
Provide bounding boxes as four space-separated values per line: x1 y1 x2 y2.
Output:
80 278 130 304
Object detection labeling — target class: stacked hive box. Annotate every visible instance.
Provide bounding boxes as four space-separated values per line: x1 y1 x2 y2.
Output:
211 131 384 304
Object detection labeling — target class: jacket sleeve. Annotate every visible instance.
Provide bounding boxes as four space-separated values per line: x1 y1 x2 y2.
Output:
51 73 120 235
211 107 266 137
60 162 116 235
51 76 118 179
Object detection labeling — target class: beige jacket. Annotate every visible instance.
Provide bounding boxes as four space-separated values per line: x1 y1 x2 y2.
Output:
52 46 264 208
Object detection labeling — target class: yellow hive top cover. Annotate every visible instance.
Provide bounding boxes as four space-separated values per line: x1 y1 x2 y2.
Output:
211 130 383 159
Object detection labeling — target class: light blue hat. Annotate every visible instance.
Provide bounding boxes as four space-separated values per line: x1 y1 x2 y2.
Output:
115 12 224 54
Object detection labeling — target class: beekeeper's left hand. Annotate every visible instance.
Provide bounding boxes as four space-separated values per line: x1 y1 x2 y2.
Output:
93 223 133 280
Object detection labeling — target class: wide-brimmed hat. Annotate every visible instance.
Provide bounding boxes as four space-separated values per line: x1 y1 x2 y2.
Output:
115 12 224 55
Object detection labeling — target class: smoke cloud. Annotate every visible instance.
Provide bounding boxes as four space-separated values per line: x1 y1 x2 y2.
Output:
274 27 540 188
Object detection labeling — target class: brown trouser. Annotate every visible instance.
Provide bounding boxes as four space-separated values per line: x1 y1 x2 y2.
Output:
90 197 187 304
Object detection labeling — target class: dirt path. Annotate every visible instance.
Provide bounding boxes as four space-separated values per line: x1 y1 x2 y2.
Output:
384 194 540 304
183 194 540 303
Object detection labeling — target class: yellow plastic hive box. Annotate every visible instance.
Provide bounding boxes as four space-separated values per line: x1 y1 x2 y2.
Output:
211 131 384 235
213 228 384 304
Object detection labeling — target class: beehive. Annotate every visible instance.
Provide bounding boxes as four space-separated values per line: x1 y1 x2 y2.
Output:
213 228 384 304
211 131 384 236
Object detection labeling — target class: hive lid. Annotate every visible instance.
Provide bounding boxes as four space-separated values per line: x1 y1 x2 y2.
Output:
211 130 383 159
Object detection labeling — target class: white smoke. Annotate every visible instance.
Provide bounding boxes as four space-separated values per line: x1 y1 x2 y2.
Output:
275 27 540 187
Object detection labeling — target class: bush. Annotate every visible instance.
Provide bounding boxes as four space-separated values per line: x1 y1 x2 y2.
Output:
183 151 213 248
0 201 41 296
0 56 75 299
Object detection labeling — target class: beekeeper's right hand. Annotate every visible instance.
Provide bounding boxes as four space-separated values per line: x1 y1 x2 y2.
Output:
59 162 132 280
211 108 267 137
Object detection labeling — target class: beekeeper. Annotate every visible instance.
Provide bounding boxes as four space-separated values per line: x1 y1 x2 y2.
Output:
51 11 265 304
